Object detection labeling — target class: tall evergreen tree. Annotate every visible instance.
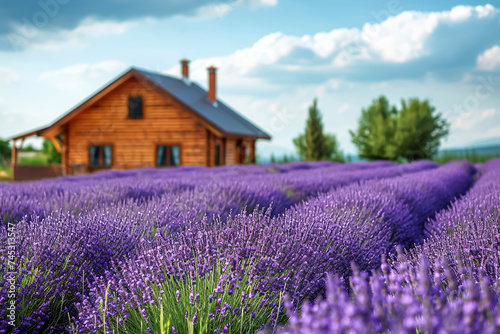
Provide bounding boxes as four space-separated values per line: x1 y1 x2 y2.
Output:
304 98 325 161
293 98 344 162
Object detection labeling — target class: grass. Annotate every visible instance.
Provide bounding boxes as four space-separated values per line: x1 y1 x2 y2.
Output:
0 165 11 181
19 153 49 165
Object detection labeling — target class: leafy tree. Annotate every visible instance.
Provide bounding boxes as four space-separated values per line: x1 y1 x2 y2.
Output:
41 139 62 164
270 154 276 163
349 96 397 160
392 98 449 160
293 98 345 162
323 133 345 162
350 96 449 161
0 138 11 162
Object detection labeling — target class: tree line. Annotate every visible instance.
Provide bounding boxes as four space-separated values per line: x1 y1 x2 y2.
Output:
292 95 449 162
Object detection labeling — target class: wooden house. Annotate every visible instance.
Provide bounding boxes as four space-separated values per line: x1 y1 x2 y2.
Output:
10 59 271 181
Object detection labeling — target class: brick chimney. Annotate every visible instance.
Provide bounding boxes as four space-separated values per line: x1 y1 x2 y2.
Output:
180 59 189 79
207 66 217 102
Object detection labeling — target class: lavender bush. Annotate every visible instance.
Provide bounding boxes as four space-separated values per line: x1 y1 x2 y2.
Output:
0 158 496 334
278 253 500 334
407 157 500 282
72 161 474 333
277 159 500 334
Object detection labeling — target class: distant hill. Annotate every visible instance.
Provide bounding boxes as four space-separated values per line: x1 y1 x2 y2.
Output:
438 137 500 156
470 137 500 147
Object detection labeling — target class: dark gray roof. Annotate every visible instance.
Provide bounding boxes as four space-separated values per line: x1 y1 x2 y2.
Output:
136 68 271 139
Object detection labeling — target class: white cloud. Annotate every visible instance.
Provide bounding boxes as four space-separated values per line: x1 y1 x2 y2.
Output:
452 108 497 130
38 61 127 89
0 67 20 85
315 79 341 97
337 103 350 114
165 4 500 91
6 16 144 52
197 0 277 18
482 108 496 119
485 126 500 137
477 45 500 71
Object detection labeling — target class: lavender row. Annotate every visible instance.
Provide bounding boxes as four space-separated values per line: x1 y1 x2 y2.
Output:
0 160 434 228
277 159 500 333
278 253 500 334
72 162 474 333
406 157 500 282
0 161 426 333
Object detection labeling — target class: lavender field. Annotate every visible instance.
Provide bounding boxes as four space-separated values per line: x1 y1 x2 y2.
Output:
1 159 499 334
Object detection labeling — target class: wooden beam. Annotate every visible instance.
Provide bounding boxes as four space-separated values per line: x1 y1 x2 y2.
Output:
62 127 69 176
49 136 62 153
11 140 17 180
10 127 48 141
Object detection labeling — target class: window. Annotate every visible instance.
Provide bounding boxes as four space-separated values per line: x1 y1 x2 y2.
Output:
103 145 112 166
89 145 112 167
128 96 143 119
170 145 180 167
156 145 180 167
214 143 221 166
90 146 100 166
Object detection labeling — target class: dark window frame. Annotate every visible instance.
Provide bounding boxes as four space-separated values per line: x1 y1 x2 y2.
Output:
128 96 143 119
155 144 181 168
89 144 113 169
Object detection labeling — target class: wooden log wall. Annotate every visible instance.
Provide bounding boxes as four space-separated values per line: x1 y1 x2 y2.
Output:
67 77 208 171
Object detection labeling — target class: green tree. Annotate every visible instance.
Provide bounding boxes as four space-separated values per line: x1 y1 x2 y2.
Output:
270 153 276 163
323 133 344 162
21 144 38 152
349 96 397 160
0 138 11 162
41 139 62 164
293 98 344 162
350 95 449 161
392 98 449 160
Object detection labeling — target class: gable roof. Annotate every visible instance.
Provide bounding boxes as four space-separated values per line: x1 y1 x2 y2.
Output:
136 68 270 139
11 67 271 140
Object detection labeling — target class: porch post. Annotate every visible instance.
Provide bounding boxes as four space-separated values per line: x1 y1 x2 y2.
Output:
62 130 69 176
11 139 17 180
250 140 256 164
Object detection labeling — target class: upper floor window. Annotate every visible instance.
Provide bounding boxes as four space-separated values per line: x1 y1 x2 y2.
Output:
128 96 143 119
156 145 180 167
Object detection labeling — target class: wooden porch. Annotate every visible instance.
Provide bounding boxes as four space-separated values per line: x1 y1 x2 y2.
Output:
10 127 67 182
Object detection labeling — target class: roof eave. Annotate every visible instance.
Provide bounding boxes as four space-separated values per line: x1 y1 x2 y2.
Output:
10 126 50 140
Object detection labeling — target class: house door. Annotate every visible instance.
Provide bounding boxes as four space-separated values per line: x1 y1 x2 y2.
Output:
214 143 221 166
237 140 246 164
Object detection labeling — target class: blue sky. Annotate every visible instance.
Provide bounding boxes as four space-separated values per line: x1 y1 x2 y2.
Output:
1 0 499 158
